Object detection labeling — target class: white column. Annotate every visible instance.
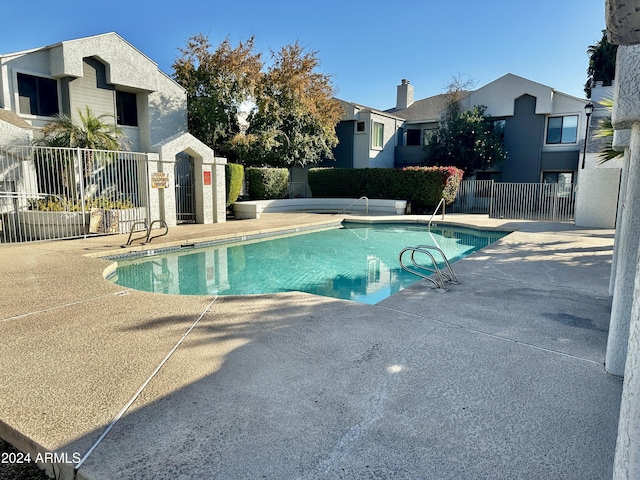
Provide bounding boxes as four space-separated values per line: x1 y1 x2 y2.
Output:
611 43 640 479
212 158 227 223
607 126 640 375
614 159 640 477
605 45 640 376
610 143 630 295
146 153 161 225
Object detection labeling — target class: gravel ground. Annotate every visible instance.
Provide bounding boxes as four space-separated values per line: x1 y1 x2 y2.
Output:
0 439 49 480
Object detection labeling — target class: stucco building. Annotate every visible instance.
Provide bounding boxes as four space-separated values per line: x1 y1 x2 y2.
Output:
0 32 226 227
328 74 594 186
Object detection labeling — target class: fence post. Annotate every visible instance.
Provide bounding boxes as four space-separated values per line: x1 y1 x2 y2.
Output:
489 180 495 218
77 147 87 238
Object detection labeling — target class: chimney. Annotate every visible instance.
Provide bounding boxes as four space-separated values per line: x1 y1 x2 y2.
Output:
396 79 414 110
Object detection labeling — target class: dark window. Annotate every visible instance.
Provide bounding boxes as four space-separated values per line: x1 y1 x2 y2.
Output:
475 171 502 181
546 115 578 144
17 73 59 116
542 172 574 198
543 172 573 184
116 91 138 126
406 129 421 146
356 121 365 132
492 119 505 142
423 129 435 144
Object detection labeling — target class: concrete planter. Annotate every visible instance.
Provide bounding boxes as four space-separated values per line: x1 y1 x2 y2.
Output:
15 210 89 241
2 207 147 241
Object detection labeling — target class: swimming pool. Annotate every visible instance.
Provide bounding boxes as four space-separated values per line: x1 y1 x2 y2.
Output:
107 223 507 304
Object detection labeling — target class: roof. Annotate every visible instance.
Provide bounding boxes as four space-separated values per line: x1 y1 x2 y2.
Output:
0 32 178 94
385 91 473 122
334 98 405 121
0 109 32 129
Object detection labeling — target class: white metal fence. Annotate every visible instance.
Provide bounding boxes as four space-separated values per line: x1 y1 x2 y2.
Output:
0 145 149 242
450 180 494 214
451 180 576 223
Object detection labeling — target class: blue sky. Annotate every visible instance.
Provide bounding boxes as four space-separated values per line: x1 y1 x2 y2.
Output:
1 0 606 109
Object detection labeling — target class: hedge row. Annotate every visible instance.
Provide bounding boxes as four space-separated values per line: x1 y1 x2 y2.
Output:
245 167 289 200
308 166 464 212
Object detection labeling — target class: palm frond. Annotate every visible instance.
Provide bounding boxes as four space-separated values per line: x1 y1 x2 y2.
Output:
593 97 623 163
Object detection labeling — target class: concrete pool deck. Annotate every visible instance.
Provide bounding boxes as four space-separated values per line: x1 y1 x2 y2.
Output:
0 213 622 479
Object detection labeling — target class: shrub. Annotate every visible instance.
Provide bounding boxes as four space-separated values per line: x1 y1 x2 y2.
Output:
245 167 289 200
308 167 463 212
225 163 245 206
28 195 135 212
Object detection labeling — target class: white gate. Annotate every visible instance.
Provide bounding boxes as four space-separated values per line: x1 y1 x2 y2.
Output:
174 154 195 223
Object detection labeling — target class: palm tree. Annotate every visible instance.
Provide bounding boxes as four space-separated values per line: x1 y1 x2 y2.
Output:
34 106 128 150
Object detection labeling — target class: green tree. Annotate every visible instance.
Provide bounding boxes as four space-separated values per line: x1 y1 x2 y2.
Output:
585 30 618 98
423 105 507 176
172 34 262 161
231 43 343 168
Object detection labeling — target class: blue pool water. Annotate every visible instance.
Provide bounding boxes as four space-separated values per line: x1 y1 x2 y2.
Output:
108 223 506 304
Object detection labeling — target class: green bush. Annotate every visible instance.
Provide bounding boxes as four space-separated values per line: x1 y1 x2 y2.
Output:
245 167 289 200
308 167 463 212
225 163 245 206
28 195 135 212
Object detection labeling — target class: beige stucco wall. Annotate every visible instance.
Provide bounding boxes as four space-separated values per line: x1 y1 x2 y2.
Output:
148 71 188 148
49 33 158 92
351 110 401 169
574 153 622 228
0 119 31 145
0 33 187 151
467 74 587 118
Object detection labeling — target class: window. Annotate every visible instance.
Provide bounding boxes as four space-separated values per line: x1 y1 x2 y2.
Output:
116 91 138 127
492 119 506 142
17 73 59 116
546 115 578 144
543 172 574 197
474 171 501 197
356 121 365 132
423 128 435 145
406 129 421 146
543 172 573 184
372 122 384 148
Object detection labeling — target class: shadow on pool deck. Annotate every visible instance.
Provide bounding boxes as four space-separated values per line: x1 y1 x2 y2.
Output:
0 214 623 480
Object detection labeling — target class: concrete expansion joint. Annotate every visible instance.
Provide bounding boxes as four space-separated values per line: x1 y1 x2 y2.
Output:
73 297 218 475
378 305 605 367
0 292 132 324
312 361 401 477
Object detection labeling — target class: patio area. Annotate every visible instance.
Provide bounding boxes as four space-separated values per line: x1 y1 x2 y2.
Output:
0 213 622 480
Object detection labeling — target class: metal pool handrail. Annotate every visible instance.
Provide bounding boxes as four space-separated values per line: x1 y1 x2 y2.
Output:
334 196 369 216
428 198 445 230
399 244 460 290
